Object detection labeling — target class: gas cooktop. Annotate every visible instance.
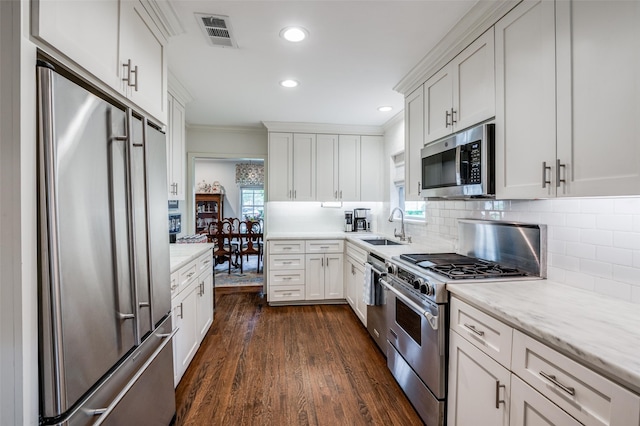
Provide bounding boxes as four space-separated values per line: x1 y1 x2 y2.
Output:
398 253 529 280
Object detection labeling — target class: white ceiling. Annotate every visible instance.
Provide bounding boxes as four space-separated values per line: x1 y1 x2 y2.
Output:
166 1 478 129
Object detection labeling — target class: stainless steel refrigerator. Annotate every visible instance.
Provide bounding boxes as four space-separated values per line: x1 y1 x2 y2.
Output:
37 61 176 425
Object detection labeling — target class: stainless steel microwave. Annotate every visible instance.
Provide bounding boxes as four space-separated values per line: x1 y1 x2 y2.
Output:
420 122 495 198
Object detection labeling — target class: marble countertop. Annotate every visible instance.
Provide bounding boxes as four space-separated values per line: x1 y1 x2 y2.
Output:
448 281 640 394
169 243 214 272
265 231 454 260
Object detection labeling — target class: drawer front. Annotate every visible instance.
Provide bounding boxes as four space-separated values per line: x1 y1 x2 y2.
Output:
510 374 582 426
269 254 305 270
512 330 640 426
345 242 367 264
269 270 305 286
269 240 305 254
305 239 344 253
450 297 513 369
178 261 198 289
197 250 213 274
268 285 305 302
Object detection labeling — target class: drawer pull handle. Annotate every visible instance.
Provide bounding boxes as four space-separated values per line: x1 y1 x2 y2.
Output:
539 371 575 396
495 381 506 409
463 323 485 336
186 272 195 278
282 261 292 264
282 277 292 280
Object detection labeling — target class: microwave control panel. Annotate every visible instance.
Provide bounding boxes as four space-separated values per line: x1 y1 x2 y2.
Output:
462 142 482 184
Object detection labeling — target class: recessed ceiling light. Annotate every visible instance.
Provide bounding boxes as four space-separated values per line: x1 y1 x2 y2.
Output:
280 79 299 88
280 26 308 42
378 106 393 112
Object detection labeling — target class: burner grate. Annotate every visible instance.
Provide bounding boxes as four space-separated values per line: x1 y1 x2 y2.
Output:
428 262 528 280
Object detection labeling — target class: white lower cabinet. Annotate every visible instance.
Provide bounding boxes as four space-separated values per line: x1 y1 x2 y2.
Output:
448 330 511 426
449 296 640 426
305 253 344 300
344 242 367 326
171 248 214 387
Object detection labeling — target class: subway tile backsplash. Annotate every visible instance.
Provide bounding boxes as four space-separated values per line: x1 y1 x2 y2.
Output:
384 198 640 304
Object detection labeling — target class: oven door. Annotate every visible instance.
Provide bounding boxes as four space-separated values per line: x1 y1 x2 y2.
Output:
381 277 446 399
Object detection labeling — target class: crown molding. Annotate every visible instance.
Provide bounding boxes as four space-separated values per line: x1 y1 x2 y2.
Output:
261 121 383 136
168 70 193 105
139 0 185 40
394 0 520 96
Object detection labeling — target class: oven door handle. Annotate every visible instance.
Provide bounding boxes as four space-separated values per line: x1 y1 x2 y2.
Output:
379 279 439 331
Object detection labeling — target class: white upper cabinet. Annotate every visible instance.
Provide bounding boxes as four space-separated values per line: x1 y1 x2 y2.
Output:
496 0 640 198
31 0 121 90
425 29 495 143
32 0 168 123
405 86 425 200
167 93 185 200
119 0 167 122
267 133 294 201
360 135 383 201
315 134 339 201
555 0 640 197
267 133 316 201
495 0 557 199
337 135 361 201
292 134 316 201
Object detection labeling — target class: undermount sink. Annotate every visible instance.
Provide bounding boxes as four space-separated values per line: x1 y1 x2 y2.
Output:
361 238 401 246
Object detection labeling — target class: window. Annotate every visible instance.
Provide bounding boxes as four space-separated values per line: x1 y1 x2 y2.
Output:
240 187 264 220
392 151 425 220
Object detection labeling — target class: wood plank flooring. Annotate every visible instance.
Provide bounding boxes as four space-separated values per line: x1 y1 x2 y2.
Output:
175 289 423 425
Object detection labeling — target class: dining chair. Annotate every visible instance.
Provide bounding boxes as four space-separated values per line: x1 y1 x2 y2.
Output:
213 219 236 274
238 220 262 274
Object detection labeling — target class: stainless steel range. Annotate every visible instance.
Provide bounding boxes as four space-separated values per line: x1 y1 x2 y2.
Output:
382 219 546 426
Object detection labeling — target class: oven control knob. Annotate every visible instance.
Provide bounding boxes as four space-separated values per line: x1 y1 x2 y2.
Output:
421 283 434 296
413 278 423 290
385 262 397 275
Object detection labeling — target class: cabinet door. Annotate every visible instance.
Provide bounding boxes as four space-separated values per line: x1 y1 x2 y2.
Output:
292 134 316 201
119 0 167 122
510 375 581 426
196 271 213 341
305 254 324 300
337 135 361 201
167 94 185 200
405 86 425 200
453 28 495 131
360 136 383 201
448 331 510 426
31 0 120 91
325 253 344 299
495 0 557 199
425 66 453 143
556 1 640 197
267 133 293 201
316 134 338 201
353 262 366 326
344 257 357 310
172 285 198 386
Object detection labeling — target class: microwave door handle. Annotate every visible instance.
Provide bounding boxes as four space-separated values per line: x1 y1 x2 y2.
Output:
455 145 462 186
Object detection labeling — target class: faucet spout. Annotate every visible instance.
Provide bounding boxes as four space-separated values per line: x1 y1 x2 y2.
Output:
388 207 406 241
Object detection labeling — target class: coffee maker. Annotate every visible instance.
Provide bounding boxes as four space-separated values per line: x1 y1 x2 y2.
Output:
344 211 354 232
353 208 371 232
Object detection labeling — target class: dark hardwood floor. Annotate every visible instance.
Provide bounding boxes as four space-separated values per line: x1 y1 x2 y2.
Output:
175 289 423 425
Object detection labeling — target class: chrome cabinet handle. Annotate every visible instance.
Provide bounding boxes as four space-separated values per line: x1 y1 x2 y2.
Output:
495 381 506 409
122 59 132 86
130 65 139 91
334 190 338 199
451 108 457 125
445 110 451 128
463 323 485 336
178 302 184 319
294 190 297 199
118 312 135 321
542 161 552 188
417 181 421 196
339 190 342 199
539 371 575 396
321 257 324 267
556 159 566 188
186 272 195 279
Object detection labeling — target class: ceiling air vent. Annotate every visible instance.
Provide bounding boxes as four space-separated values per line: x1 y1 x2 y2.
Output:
195 13 237 48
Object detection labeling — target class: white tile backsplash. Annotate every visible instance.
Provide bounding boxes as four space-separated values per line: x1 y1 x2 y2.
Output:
414 197 640 303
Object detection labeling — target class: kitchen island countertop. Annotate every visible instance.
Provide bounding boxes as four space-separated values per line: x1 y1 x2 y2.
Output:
448 281 640 394
169 243 214 272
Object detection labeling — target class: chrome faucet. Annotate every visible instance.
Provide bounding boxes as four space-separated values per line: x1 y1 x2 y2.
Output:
388 207 406 241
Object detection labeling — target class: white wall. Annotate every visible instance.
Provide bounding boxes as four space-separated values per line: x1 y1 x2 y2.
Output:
187 125 267 156
382 118 640 304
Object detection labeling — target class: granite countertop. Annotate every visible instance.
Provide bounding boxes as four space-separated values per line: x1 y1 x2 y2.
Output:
448 281 640 394
169 243 214 272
